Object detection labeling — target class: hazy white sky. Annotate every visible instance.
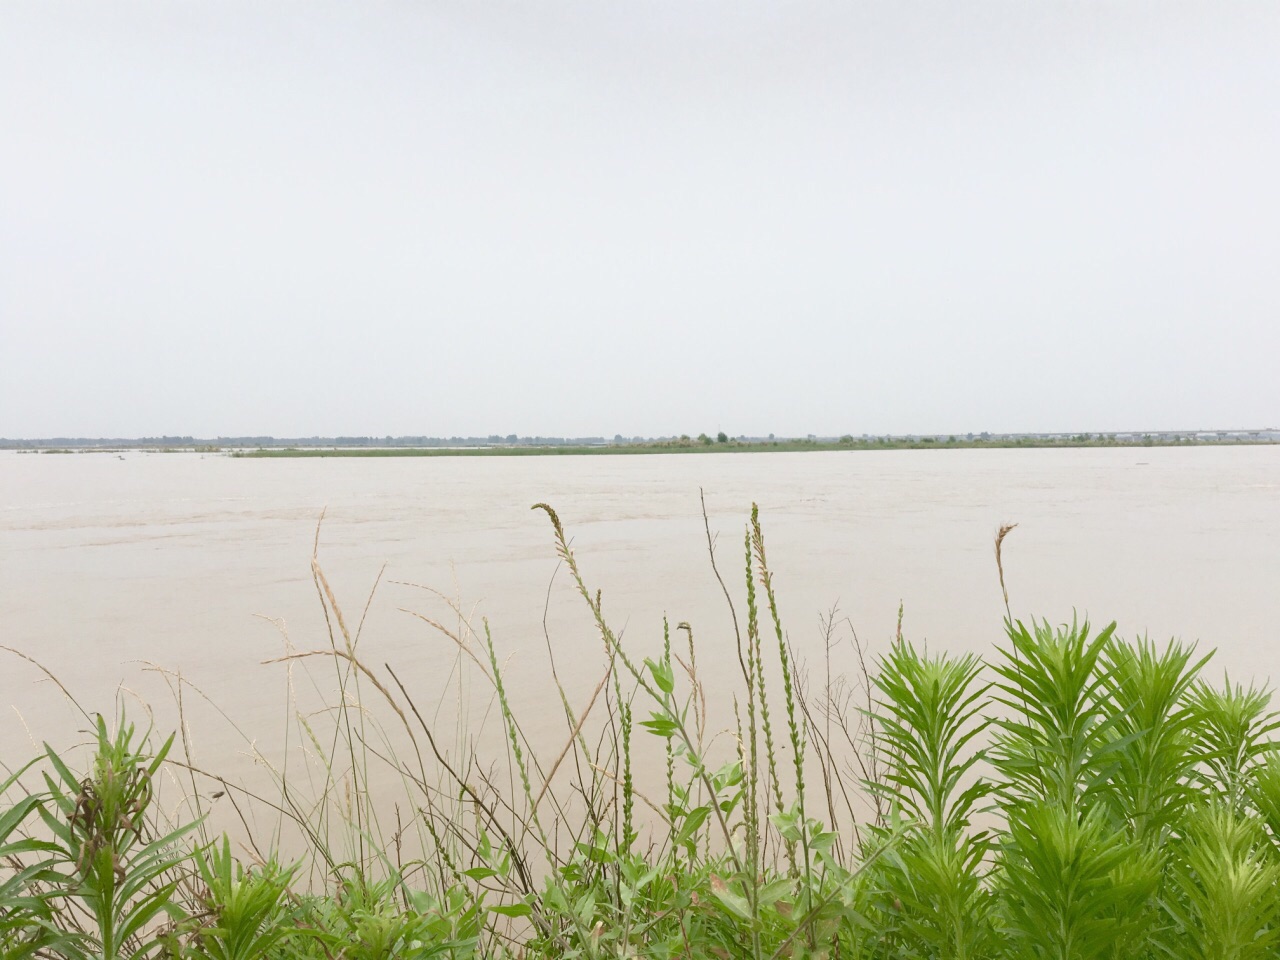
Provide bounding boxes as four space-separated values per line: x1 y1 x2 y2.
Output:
2 2 1277 438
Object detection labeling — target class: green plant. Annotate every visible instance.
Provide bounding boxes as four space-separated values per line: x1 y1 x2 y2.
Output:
187 838 299 960
1098 637 1208 841
298 873 475 960
997 801 1158 960
989 618 1123 812
0 761 63 959
1188 678 1280 812
1164 805 1280 960
864 641 996 960
870 641 991 838
876 827 996 960
39 715 200 960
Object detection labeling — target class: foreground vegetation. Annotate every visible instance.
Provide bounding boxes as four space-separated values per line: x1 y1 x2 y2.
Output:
4 506 1280 958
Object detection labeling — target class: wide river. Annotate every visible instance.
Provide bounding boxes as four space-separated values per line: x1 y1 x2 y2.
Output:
2 445 1278 835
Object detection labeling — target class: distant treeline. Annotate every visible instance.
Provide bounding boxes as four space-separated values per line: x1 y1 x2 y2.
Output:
1 435 611 450
3 430 1278 452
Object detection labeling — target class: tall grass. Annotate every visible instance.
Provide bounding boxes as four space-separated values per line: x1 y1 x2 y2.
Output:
2 504 1280 958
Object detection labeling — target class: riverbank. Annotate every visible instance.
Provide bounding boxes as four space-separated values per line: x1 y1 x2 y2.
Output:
231 435 1278 457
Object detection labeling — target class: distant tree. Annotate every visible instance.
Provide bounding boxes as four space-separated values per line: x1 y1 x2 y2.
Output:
614 434 624 443
698 433 712 445
716 431 728 444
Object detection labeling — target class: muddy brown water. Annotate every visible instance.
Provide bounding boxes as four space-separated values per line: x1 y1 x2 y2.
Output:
3 446 1278 850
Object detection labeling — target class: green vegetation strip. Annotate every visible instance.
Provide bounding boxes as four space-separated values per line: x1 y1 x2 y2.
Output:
4 505 1280 959
233 436 1272 457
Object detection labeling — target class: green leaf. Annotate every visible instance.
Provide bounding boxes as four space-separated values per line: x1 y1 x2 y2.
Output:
674 805 710 849
645 658 675 695
709 874 754 922
489 902 532 918
639 713 677 739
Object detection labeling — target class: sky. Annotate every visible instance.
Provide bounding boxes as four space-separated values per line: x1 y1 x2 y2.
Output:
2 2 1277 439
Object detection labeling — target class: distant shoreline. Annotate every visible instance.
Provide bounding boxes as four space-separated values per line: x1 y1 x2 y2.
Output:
230 437 1279 457
5 433 1277 457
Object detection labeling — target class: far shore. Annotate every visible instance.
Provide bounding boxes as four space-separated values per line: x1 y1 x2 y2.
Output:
230 436 1278 457
7 433 1277 458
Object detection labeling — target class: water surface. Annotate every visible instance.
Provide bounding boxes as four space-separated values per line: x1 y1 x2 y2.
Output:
3 446 1278 812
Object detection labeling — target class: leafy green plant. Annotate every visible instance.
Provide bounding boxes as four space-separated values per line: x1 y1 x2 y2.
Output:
39 715 200 960
1188 678 1280 812
187 838 299 960
1098 637 1208 842
870 641 991 837
296 873 475 960
876 827 996 960
997 801 1158 960
1163 805 1280 960
989 618 1124 812
0 761 63 960
866 640 996 960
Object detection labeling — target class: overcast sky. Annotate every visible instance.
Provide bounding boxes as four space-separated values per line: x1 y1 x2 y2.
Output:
2 2 1277 438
